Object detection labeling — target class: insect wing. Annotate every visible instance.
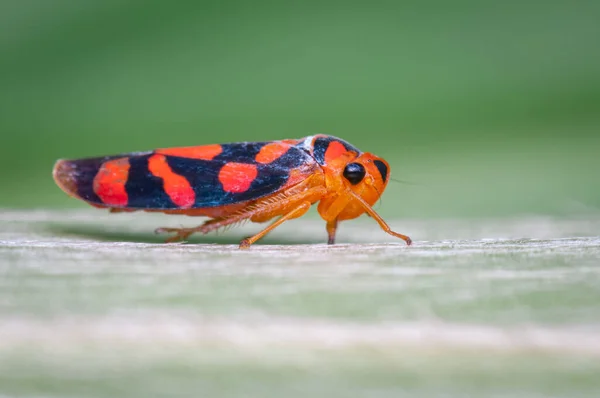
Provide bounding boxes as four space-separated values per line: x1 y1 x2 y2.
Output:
53 141 318 210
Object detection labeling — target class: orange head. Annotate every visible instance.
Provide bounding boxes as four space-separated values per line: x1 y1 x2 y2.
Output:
305 135 390 221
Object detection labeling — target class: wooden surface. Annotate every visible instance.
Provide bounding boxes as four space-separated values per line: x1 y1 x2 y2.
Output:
1 210 600 397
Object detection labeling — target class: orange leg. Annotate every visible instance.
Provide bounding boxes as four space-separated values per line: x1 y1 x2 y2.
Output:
239 201 312 249
155 217 227 243
348 191 412 246
326 219 338 245
156 184 327 244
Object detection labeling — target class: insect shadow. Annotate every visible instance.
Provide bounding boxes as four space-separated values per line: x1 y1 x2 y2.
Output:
45 223 321 246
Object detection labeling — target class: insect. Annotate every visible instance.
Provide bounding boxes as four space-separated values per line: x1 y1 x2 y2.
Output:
53 135 412 248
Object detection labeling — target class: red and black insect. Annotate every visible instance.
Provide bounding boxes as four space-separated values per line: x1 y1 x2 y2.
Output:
53 135 412 248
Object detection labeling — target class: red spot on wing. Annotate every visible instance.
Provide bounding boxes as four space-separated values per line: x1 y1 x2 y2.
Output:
218 163 258 193
255 142 290 164
148 154 195 208
156 144 222 160
93 158 130 207
324 141 347 164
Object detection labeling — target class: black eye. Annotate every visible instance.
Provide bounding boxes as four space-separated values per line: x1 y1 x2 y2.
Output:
373 160 388 183
343 162 366 185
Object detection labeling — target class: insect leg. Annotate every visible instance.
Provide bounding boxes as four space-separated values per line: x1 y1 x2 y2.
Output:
239 201 312 249
157 184 327 243
348 191 412 246
155 225 201 243
326 219 338 245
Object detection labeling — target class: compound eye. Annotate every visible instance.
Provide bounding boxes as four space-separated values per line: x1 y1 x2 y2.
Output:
343 162 366 185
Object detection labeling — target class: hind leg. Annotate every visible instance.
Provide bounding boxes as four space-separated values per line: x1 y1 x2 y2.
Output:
155 217 229 242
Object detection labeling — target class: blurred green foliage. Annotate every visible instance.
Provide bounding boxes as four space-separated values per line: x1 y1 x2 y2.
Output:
1 0 599 217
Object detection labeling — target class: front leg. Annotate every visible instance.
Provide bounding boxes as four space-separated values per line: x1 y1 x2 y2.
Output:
347 190 412 246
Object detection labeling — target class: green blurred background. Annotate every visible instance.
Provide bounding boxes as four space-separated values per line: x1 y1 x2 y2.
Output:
1 0 599 218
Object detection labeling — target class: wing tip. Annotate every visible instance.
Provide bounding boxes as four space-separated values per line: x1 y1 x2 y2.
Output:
52 159 81 199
